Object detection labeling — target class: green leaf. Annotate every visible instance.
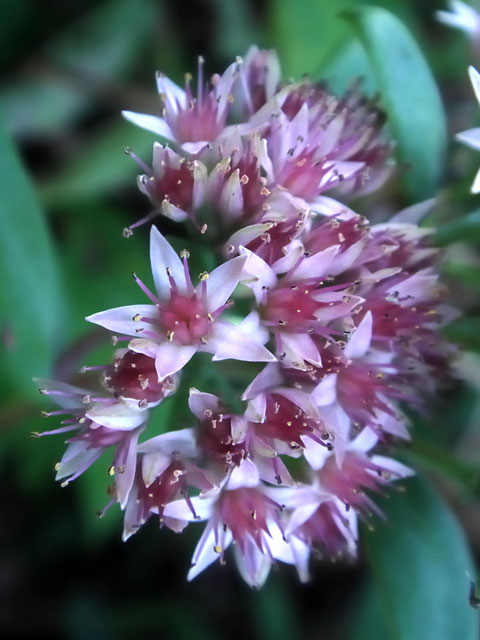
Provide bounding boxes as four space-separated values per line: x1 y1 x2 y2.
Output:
0 116 63 398
443 316 480 353
365 477 478 640
344 6 447 200
44 0 159 81
269 0 355 78
435 210 480 246
41 121 158 206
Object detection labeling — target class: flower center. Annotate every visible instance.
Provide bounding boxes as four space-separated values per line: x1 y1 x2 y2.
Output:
160 292 210 345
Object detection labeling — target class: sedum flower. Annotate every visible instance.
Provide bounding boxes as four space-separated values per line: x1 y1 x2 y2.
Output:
86 226 275 382
123 57 239 154
35 47 457 589
163 458 309 588
34 378 151 508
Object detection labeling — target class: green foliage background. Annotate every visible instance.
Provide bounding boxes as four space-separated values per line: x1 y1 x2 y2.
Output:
0 0 479 638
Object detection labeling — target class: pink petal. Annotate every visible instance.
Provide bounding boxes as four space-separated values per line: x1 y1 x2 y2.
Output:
122 110 174 140
204 254 247 312
86 304 157 337
150 226 186 300
344 311 372 359
86 402 148 431
206 321 276 362
155 342 197 380
188 389 221 420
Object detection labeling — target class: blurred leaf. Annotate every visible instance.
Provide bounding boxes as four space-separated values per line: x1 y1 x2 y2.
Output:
435 210 480 246
210 0 259 60
0 80 89 138
444 316 480 352
403 440 480 497
445 262 480 286
365 476 478 640
270 0 355 78
41 121 158 206
248 576 298 640
0 0 162 137
0 116 63 398
45 0 158 81
270 1 417 80
318 38 377 95
344 6 447 200
346 579 390 639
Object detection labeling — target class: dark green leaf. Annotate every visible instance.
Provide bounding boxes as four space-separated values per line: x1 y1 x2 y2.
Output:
41 121 158 206
435 210 480 246
443 316 480 353
0 116 63 398
344 6 447 200
44 0 159 81
365 477 478 640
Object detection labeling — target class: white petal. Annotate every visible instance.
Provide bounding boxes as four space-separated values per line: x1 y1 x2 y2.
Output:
86 402 147 431
150 226 186 300
349 426 378 453
128 338 159 358
188 524 233 581
310 195 357 220
86 304 157 337
207 321 276 362
344 311 372 359
205 254 247 312
237 310 270 346
219 170 244 220
312 374 338 406
155 74 186 110
244 393 267 423
163 495 215 522
280 332 322 367
33 378 89 410
302 436 331 470
472 165 480 193
234 538 271 588
115 431 140 509
286 245 340 282
155 342 197 380
137 428 198 457
122 110 174 140
285 502 322 536
239 246 278 303
469 65 480 104
242 363 283 401
55 442 102 481
371 455 414 479
141 451 171 487
456 127 480 150
226 458 260 490
188 389 221 420
226 222 273 254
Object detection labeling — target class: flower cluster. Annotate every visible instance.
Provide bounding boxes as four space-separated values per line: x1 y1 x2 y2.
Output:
36 47 454 587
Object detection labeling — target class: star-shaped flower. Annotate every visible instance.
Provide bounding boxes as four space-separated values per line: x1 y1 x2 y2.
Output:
86 226 275 382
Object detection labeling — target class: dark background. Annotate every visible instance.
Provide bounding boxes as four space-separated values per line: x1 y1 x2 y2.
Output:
1 1 480 638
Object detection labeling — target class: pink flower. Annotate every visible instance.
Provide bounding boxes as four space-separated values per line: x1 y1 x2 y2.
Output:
34 378 152 508
122 428 214 540
163 459 307 587
122 57 238 154
86 226 275 382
